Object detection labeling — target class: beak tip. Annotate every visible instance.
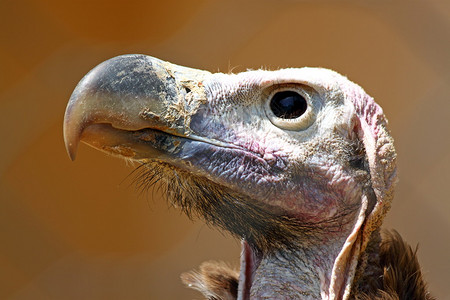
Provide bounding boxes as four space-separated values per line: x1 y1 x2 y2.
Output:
64 135 79 161
67 145 77 161
63 118 81 161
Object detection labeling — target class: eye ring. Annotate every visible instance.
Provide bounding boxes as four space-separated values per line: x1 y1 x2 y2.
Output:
264 86 315 131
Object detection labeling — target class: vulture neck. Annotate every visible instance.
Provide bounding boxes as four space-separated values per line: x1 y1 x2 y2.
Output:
239 212 363 300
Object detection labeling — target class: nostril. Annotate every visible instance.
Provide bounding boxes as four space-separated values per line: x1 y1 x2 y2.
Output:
184 87 191 93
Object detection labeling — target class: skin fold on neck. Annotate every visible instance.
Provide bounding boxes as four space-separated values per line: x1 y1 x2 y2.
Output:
246 208 362 300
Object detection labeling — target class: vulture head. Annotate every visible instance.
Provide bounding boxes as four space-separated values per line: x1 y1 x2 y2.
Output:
64 55 430 299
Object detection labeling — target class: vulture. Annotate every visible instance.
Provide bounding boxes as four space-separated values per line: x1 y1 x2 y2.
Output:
63 55 433 300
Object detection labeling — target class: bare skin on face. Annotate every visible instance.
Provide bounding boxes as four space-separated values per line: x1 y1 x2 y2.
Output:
64 55 403 300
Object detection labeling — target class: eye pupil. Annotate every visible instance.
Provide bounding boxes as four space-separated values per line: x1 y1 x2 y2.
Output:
270 91 307 119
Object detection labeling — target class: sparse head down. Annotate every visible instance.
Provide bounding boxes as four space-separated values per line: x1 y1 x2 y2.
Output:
64 55 398 299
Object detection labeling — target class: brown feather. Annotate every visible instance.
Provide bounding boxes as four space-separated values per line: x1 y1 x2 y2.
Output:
357 230 434 300
181 261 239 300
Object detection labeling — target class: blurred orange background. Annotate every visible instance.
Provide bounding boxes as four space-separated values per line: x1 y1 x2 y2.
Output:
1 0 449 299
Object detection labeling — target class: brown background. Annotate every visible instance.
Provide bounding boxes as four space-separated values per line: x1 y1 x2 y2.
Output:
1 0 449 299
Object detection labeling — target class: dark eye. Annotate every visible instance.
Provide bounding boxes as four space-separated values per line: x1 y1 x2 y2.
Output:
270 91 307 119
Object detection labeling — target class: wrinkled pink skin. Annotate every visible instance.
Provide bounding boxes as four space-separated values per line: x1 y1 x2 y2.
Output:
187 71 362 224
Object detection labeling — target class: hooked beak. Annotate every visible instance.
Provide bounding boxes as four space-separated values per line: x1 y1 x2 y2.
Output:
63 54 210 161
